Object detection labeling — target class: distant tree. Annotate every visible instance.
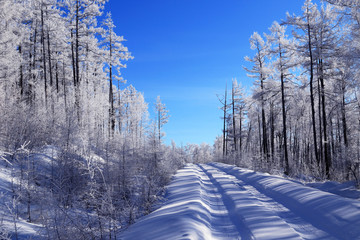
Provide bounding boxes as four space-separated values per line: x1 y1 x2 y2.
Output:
217 83 229 157
231 79 247 159
155 96 169 145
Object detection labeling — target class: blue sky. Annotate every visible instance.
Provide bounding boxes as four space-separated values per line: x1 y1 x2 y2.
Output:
105 0 309 146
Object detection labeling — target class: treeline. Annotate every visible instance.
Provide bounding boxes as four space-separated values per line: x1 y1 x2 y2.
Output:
0 0 212 239
215 0 360 183
0 0 134 147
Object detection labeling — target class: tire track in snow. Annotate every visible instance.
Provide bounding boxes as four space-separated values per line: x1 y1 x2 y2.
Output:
120 163 360 240
120 164 243 240
209 163 360 240
198 164 254 240
194 164 241 239
207 164 332 240
235 180 331 240
200 164 303 240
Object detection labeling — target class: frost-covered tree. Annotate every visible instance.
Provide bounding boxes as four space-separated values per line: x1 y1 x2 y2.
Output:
266 21 296 175
0 1 188 238
155 96 169 144
232 80 247 153
219 0 359 182
244 32 271 162
101 12 132 136
286 0 322 171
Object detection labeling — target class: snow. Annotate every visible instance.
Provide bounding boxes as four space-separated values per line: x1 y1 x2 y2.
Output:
306 181 360 200
1 158 360 239
0 157 44 240
0 145 113 239
119 163 360 240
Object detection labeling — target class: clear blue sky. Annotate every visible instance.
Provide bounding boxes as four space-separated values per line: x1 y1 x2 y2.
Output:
105 0 310 146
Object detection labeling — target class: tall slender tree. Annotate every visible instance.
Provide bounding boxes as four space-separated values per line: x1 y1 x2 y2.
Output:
155 96 169 145
245 32 270 162
286 0 321 170
101 12 132 137
267 21 294 175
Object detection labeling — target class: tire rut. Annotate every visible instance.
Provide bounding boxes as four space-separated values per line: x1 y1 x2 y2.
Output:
208 163 347 240
200 164 303 240
199 164 254 240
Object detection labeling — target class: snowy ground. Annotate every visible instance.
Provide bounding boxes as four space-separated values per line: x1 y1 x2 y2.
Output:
119 163 360 240
0 147 56 239
1 158 360 239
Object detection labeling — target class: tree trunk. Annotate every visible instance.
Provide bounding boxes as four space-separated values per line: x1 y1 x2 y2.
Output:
47 29 53 88
109 33 115 137
75 0 79 87
118 85 122 135
258 114 262 161
319 59 331 178
281 70 289 175
239 108 243 153
71 30 76 87
317 74 324 171
158 109 161 144
307 17 320 167
75 0 80 122
232 84 237 152
62 62 67 114
41 6 48 108
223 84 227 157
341 78 350 179
261 88 269 161
29 21 38 105
258 55 269 161
55 61 59 94
341 78 348 148
18 45 23 97
270 101 275 162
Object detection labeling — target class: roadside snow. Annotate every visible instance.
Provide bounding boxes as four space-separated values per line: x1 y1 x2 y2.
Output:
2 157 360 239
306 180 360 200
119 163 360 240
0 145 110 239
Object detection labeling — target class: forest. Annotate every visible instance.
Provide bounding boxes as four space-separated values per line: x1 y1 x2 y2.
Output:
0 0 359 239
215 0 360 184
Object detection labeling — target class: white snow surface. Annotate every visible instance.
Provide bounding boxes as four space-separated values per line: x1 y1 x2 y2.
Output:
119 163 360 240
0 158 44 240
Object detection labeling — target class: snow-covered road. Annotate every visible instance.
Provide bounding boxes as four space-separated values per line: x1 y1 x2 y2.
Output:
119 163 360 240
